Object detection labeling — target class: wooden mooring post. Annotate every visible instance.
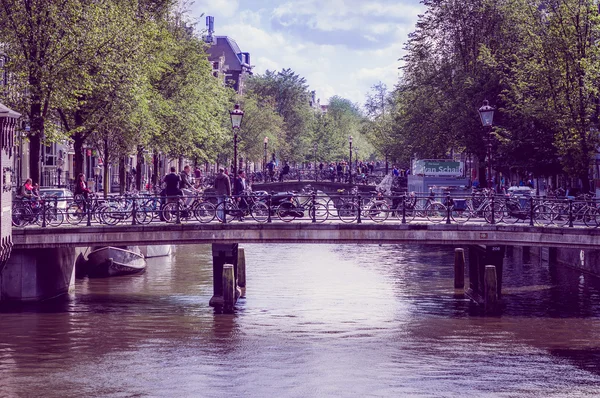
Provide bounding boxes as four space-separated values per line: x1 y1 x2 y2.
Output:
209 243 239 309
465 245 505 314
454 248 465 289
223 264 235 313
484 265 498 313
237 247 246 298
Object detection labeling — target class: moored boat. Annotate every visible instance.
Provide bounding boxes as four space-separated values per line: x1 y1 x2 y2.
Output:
140 245 172 258
87 246 146 277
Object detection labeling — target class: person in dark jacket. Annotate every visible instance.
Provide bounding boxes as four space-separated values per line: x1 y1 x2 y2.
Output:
180 165 193 190
214 168 231 221
163 167 182 198
233 170 248 219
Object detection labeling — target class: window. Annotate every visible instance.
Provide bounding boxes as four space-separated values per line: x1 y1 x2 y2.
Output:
45 143 57 166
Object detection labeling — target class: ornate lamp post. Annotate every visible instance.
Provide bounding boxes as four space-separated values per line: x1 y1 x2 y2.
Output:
230 104 244 178
348 135 353 185
478 100 495 191
263 136 268 182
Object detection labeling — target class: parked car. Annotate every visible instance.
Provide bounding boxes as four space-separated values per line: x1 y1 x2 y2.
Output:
39 187 74 209
507 186 533 196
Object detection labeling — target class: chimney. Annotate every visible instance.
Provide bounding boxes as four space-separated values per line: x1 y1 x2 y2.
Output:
205 16 215 44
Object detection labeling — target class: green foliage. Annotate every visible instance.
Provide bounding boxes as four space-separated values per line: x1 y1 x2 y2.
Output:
394 0 600 185
0 0 231 180
245 69 316 161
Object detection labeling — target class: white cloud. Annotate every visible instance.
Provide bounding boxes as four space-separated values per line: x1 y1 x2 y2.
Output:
189 0 240 19
190 0 424 106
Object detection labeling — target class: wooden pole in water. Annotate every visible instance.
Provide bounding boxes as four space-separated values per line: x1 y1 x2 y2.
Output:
237 247 246 298
484 265 498 312
223 264 235 313
454 248 465 289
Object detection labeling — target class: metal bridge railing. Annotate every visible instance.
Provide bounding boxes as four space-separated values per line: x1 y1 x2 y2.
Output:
9 190 597 229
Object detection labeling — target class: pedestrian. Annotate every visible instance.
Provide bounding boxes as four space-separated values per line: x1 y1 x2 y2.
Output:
233 170 248 220
74 173 91 211
279 162 290 182
214 167 231 221
163 167 182 199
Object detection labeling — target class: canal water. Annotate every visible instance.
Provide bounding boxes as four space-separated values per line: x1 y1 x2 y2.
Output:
1 244 600 397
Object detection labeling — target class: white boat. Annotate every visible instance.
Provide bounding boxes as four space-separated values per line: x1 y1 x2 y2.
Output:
140 245 172 258
87 246 146 277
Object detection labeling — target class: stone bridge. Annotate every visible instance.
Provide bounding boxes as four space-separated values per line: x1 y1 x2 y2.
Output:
12 223 600 249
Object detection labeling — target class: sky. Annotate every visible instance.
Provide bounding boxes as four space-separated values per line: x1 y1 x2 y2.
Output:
188 0 425 107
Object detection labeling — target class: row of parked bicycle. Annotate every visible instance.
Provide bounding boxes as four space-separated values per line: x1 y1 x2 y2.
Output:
10 188 600 227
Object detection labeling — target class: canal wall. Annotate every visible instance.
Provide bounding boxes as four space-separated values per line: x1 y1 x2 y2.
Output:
0 247 81 301
521 246 600 278
553 248 600 277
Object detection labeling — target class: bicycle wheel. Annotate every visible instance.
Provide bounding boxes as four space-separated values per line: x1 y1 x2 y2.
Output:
451 203 471 224
250 201 269 223
162 202 180 223
425 202 447 223
338 202 359 223
12 205 28 227
215 201 239 222
533 204 553 226
367 202 389 223
42 207 64 227
194 201 216 223
135 205 154 225
582 207 599 228
483 202 504 223
277 201 297 222
66 203 85 225
552 202 571 227
310 203 328 223
101 206 120 226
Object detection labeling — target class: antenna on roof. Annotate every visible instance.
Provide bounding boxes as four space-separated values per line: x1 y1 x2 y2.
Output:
205 16 215 44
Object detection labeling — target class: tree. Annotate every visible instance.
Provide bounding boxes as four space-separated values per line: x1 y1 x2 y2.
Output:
245 68 315 161
0 0 94 183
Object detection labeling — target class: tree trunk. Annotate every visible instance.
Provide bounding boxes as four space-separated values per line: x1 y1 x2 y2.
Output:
580 171 591 194
29 134 41 185
152 152 159 187
73 134 85 178
119 157 126 194
103 138 110 198
136 145 143 191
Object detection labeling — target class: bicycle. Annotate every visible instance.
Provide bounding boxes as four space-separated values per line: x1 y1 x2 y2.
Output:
450 190 502 224
12 197 64 227
214 193 269 223
162 192 216 223
275 190 328 223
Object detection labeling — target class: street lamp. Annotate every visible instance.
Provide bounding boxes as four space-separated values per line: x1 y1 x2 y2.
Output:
263 136 268 182
313 143 318 182
348 135 353 185
230 104 244 178
478 100 495 192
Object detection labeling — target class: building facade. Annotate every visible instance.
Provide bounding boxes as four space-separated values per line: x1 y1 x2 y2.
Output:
0 102 20 269
204 17 252 94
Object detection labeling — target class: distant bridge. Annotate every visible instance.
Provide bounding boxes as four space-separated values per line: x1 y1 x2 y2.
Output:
12 222 600 249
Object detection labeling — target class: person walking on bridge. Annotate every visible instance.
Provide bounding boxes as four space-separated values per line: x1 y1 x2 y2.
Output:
163 167 182 199
214 167 231 221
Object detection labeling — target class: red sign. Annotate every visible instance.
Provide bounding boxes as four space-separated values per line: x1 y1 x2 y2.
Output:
86 149 92 157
